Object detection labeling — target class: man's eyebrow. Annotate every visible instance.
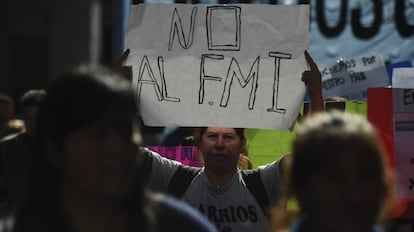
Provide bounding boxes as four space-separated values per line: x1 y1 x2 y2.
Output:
223 133 238 137
205 132 217 135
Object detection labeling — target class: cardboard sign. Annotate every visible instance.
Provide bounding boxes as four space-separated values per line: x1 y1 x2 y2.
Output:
367 87 414 218
125 3 310 130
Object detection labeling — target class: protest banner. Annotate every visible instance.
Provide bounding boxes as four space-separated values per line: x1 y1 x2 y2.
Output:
147 146 203 167
319 52 389 101
393 67 414 88
386 61 413 85
125 3 309 130
367 87 414 218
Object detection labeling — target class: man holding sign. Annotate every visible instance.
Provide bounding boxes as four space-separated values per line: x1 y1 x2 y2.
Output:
138 51 322 232
125 3 323 232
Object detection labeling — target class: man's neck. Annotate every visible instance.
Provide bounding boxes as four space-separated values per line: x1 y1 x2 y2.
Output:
204 167 238 187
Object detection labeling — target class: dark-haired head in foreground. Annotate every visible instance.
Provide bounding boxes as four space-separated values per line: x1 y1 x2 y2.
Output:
4 65 216 232
290 111 394 232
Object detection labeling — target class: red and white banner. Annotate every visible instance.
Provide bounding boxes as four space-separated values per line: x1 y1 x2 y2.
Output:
367 87 414 218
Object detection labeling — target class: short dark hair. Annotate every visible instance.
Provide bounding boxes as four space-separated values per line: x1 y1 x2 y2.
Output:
291 111 388 221
193 127 245 146
36 65 137 149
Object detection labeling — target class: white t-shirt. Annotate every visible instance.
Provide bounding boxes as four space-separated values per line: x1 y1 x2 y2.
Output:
145 148 286 232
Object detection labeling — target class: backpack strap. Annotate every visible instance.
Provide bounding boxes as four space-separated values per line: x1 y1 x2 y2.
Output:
139 147 154 185
241 169 270 217
167 165 202 199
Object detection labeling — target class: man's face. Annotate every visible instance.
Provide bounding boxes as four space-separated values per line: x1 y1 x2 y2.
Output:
199 127 243 175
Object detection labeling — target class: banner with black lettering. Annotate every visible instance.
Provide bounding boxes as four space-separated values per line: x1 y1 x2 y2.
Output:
125 3 309 130
319 52 389 100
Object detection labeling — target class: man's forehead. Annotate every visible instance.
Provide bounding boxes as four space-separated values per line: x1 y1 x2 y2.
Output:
205 127 236 134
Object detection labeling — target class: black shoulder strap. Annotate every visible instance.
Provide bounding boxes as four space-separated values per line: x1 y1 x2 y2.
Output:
139 147 154 185
241 169 270 217
167 165 202 199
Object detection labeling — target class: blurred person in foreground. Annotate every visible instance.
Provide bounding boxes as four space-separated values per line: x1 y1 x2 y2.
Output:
272 111 395 232
0 65 216 232
0 94 17 139
0 89 46 211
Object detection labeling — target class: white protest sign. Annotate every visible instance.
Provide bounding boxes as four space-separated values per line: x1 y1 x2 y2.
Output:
393 67 414 88
125 3 309 130
319 53 389 101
